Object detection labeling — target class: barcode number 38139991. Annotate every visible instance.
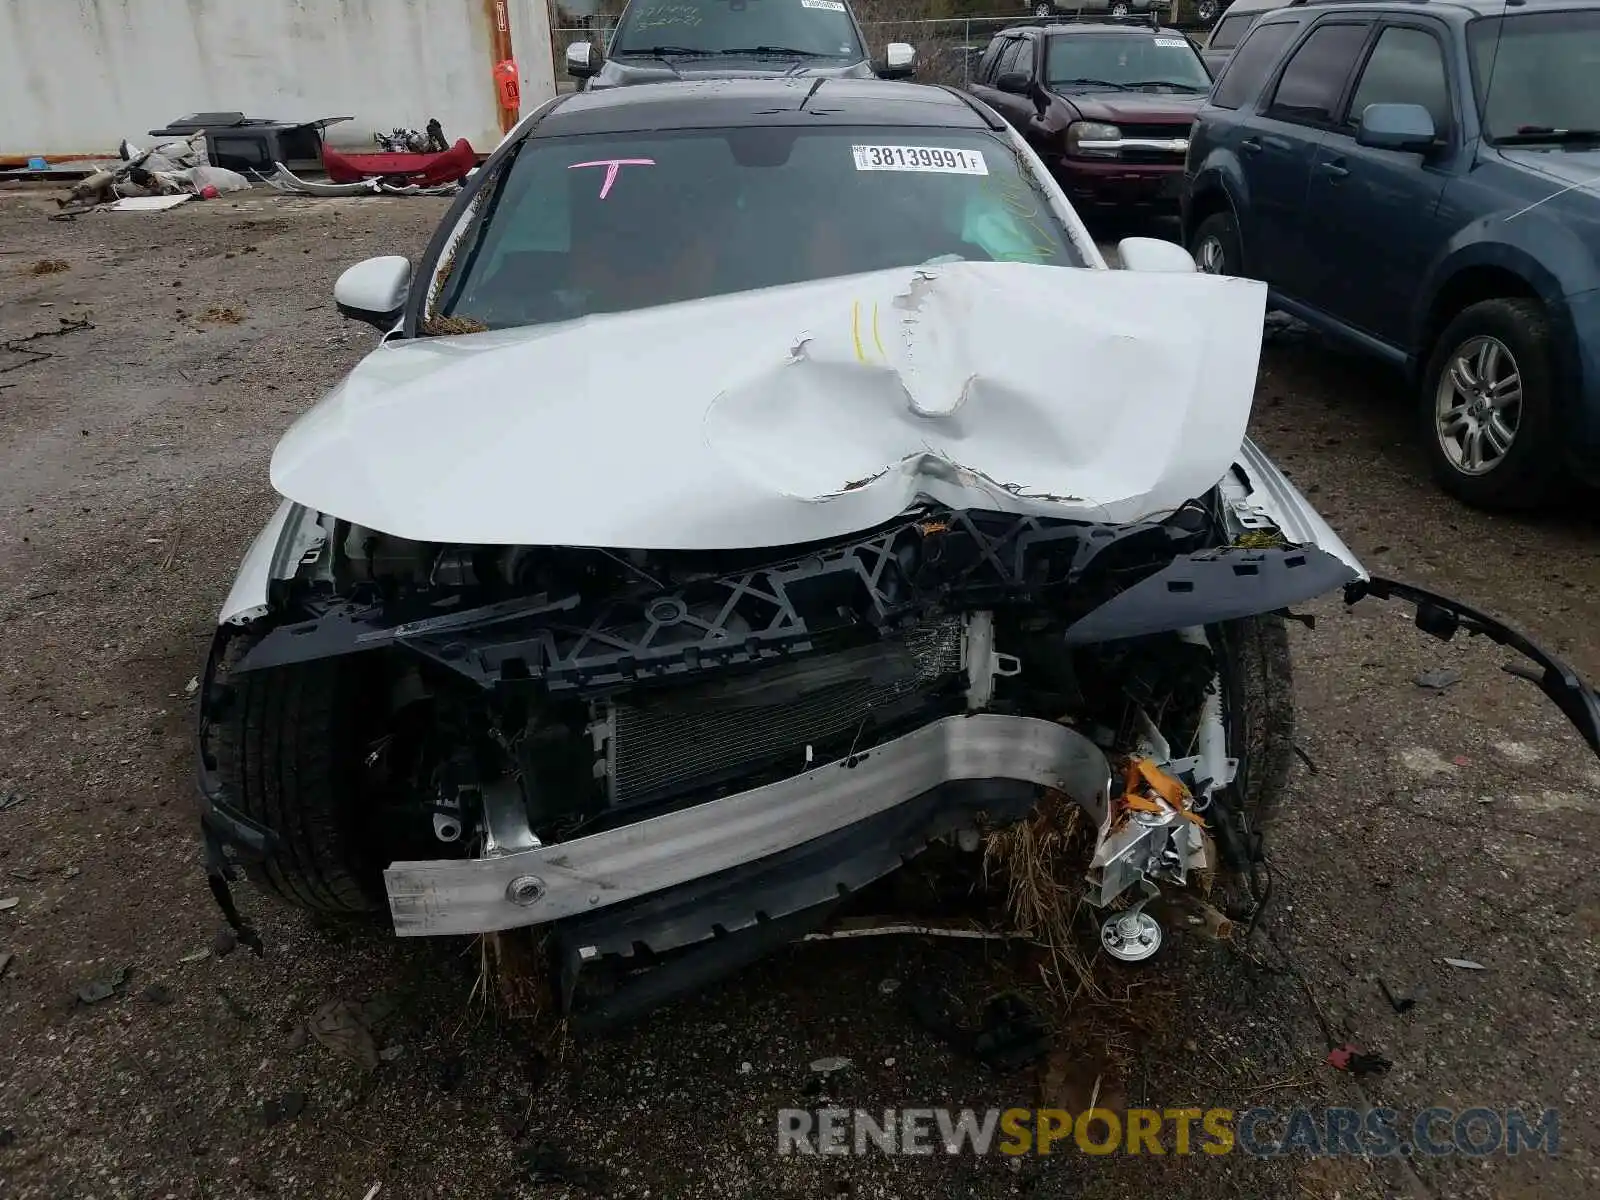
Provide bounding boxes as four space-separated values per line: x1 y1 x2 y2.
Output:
851 144 989 175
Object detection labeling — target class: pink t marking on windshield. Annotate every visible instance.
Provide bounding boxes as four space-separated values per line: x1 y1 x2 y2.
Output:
567 158 657 199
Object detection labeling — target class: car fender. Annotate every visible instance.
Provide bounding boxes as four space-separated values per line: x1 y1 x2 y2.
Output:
1184 157 1248 253
1410 216 1573 354
1223 437 1365 577
218 500 326 627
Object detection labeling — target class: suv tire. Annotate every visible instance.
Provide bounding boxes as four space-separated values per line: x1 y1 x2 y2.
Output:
1420 298 1561 510
1191 211 1242 277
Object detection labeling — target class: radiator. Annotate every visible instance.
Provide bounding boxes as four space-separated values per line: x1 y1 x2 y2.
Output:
605 618 965 805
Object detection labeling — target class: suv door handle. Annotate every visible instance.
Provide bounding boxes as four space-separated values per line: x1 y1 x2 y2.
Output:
1318 159 1350 178
1240 138 1263 154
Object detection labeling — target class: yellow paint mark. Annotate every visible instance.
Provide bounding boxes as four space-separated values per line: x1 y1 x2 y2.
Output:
871 303 885 360
851 300 866 364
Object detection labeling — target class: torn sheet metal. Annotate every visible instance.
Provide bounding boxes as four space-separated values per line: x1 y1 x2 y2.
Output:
270 260 1267 548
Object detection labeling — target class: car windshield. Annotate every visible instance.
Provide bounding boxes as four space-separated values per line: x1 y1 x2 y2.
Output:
610 0 864 59
1468 9 1600 142
431 126 1085 332
1046 32 1212 92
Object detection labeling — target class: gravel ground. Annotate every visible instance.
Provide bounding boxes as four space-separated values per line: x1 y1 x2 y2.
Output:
1 188 1597 1200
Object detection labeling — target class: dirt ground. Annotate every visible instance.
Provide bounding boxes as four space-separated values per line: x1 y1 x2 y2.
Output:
1 188 1597 1200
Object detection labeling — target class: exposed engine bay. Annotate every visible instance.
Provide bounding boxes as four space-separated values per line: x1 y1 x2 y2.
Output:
196 439 1600 1024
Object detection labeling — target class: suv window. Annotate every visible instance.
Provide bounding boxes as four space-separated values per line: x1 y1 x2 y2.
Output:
610 0 864 60
1209 11 1257 53
1265 22 1372 126
1212 20 1299 109
976 38 1005 83
997 36 1032 79
1345 25 1450 137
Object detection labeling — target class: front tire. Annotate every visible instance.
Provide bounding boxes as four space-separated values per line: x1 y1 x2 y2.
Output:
1190 211 1242 277
1420 298 1562 510
212 643 385 914
1215 614 1294 836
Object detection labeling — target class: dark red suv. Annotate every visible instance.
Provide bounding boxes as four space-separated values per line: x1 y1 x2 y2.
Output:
967 19 1210 213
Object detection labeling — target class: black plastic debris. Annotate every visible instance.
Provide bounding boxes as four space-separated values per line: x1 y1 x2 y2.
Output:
0 1128 15 1149
258 1090 307 1127
142 982 174 1005
1378 978 1416 1014
1326 1044 1392 1076
518 1144 609 1193
906 985 1050 1072
212 926 239 959
0 791 24 813
973 993 1051 1071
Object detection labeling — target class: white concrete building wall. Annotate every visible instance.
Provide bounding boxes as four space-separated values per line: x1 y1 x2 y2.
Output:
0 0 555 160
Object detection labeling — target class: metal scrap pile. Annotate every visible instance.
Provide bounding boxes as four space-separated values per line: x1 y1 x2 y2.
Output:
58 135 252 214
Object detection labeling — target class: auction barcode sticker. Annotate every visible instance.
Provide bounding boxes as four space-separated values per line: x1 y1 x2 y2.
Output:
801 0 846 9
852 145 989 175
1154 36 1189 47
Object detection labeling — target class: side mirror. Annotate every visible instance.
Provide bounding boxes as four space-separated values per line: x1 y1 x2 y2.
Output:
995 71 1029 94
334 256 410 331
1356 102 1435 153
567 41 599 79
1117 236 1198 274
878 42 916 79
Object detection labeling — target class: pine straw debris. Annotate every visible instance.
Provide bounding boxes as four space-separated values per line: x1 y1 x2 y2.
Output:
465 929 554 1028
983 788 1103 1008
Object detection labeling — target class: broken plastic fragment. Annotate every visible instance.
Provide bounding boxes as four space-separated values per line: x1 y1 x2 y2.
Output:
1443 957 1486 970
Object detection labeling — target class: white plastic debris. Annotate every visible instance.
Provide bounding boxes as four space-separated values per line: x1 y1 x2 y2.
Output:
1443 958 1486 970
109 195 192 212
185 676 200 695
178 948 210 964
0 897 19 911
810 1056 851 1074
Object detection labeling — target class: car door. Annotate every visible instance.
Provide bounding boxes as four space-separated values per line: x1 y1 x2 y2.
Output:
971 35 1039 136
1301 21 1457 344
1238 20 1373 300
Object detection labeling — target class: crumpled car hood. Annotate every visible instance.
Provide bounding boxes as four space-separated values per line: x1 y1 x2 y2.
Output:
270 260 1267 549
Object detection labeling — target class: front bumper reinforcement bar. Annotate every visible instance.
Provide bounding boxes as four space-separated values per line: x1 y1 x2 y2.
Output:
383 714 1113 937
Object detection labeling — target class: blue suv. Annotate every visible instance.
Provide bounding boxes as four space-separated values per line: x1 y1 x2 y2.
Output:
1182 0 1600 508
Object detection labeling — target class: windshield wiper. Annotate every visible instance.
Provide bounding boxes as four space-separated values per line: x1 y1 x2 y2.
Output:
1051 77 1131 91
1125 79 1208 92
716 45 836 57
614 45 710 58
1496 126 1600 145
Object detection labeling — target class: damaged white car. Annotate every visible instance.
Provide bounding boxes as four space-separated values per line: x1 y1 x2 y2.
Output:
195 78 1600 1023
